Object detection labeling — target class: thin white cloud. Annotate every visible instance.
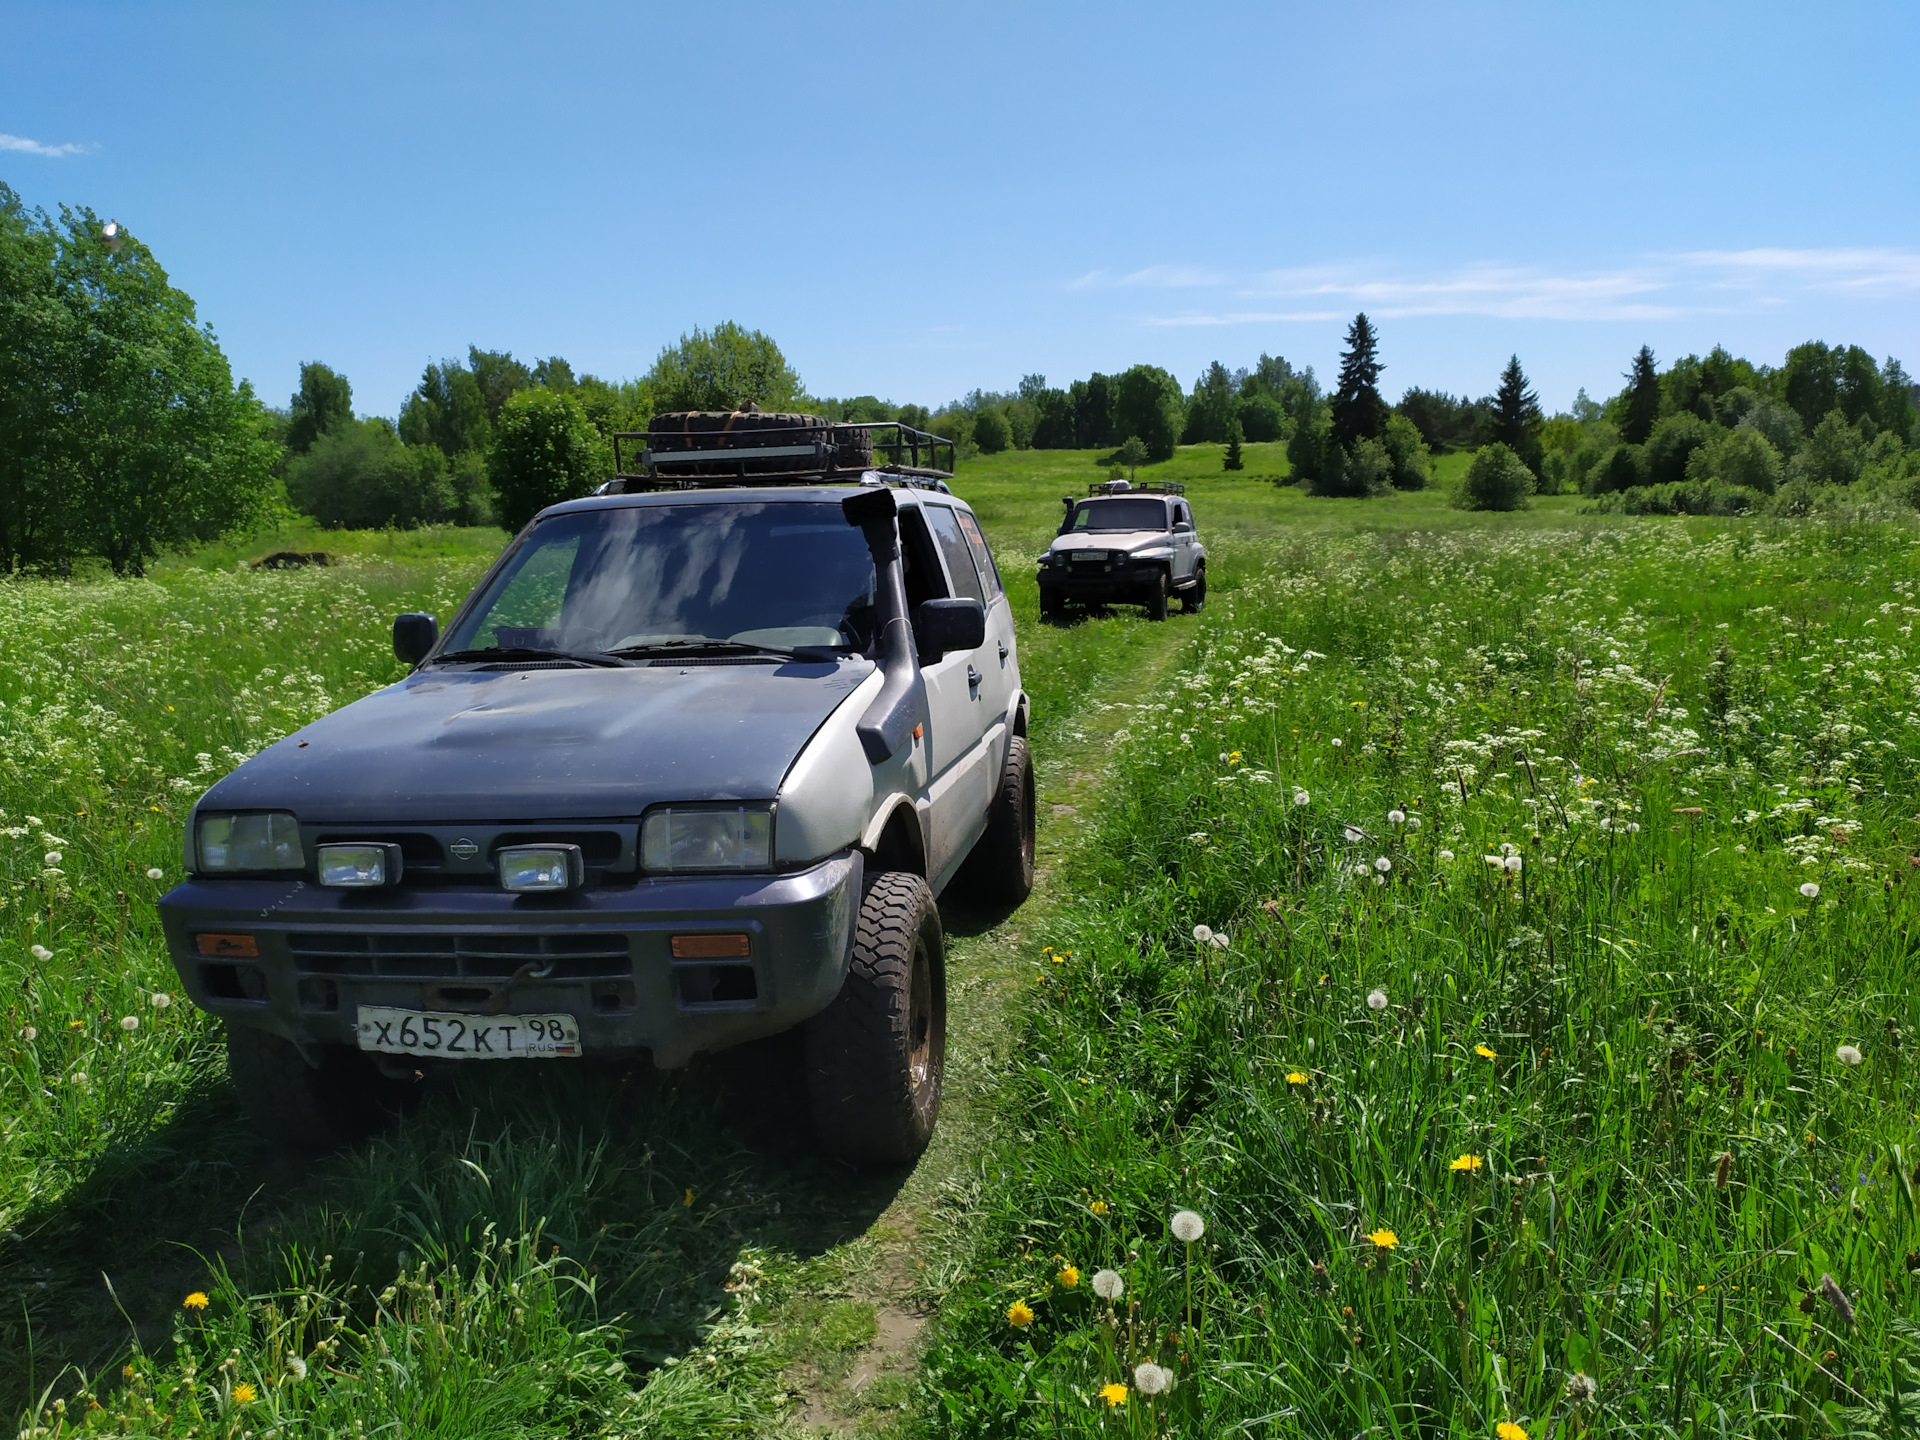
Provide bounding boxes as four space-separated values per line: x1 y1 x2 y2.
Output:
1078 247 1920 325
0 132 87 158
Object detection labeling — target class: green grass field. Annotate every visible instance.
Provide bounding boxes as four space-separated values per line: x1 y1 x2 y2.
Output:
5 449 1918 1437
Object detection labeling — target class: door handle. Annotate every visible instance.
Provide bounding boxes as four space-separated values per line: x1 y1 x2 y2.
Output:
997 643 1009 662
967 665 982 695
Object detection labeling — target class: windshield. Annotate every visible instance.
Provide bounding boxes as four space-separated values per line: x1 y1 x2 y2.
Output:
441 501 878 656
1071 498 1168 533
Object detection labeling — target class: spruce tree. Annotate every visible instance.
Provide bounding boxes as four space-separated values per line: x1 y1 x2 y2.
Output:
1223 416 1245 471
1490 355 1544 475
1331 312 1389 448
1622 345 1662 446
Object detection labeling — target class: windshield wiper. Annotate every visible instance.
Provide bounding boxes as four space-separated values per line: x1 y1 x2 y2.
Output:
608 639 847 662
433 646 631 668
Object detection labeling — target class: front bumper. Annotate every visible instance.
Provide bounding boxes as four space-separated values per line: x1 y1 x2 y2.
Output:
1037 558 1167 601
158 850 862 1068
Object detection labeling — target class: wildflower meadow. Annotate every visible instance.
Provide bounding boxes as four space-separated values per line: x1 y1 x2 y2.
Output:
926 518 1920 1437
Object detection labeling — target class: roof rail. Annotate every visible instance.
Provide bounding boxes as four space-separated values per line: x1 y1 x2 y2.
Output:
604 416 955 493
1086 479 1185 497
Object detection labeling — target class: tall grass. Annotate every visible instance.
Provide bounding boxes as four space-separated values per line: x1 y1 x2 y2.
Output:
925 520 1920 1437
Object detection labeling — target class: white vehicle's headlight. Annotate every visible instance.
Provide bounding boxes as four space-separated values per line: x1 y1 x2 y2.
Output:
1132 547 1174 560
642 804 773 873
197 811 304 873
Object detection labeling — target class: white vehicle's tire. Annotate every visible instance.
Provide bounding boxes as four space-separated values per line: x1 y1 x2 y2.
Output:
955 734 1036 906
805 871 946 1166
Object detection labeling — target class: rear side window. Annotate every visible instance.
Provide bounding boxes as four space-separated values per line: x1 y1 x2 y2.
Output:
924 505 986 604
955 510 1003 597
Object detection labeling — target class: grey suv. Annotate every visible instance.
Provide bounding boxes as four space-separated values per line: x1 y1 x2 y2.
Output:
159 415 1033 1166
1036 482 1206 620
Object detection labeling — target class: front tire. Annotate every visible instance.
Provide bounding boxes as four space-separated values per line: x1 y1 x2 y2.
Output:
1144 570 1169 621
805 871 947 1166
225 1023 411 1152
1038 584 1064 619
955 734 1036 905
1182 564 1207 613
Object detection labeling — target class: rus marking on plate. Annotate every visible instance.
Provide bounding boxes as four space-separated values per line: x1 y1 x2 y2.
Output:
450 838 479 859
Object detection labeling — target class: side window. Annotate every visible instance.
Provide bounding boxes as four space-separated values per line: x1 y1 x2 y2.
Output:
955 509 1004 597
924 505 986 604
898 507 948 611
1175 502 1191 527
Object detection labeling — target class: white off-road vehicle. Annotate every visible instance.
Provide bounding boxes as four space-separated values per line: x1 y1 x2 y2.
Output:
1035 481 1206 620
160 415 1033 1166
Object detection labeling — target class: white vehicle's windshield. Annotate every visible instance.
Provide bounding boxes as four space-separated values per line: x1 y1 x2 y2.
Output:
1071 498 1168 532
442 501 878 657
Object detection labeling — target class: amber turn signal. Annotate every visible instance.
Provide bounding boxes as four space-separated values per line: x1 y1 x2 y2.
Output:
670 933 751 959
196 933 259 958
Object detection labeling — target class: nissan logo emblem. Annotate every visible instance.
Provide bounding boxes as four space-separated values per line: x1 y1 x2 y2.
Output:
450 838 479 860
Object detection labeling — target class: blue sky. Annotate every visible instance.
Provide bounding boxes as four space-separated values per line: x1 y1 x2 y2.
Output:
4 2 1917 419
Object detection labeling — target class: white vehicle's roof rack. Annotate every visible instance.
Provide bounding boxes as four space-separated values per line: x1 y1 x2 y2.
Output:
602 412 955 494
1086 479 1185 497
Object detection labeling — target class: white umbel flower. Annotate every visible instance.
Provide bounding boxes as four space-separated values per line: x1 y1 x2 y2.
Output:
1133 1361 1173 1395
1837 1044 1863 1066
1170 1209 1205 1243
1091 1268 1125 1300
1800 882 1820 899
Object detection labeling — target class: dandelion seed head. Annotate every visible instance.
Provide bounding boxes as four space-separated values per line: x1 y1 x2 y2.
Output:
1091 1268 1125 1300
1801 882 1821 899
151 991 171 1009
1500 842 1516 856
1192 924 1213 944
1374 856 1391 873
1331 737 1342 747
1293 790 1310 807
1438 848 1455 861
146 867 164 880
1407 815 1422 830
1344 826 1364 843
1504 855 1523 873
1171 1209 1206 1242
120 1015 138 1032
1210 932 1229 949
43 851 61 866
1627 822 1640 833
29 945 51 962
1388 809 1406 824
1367 988 1388 1011
1565 1372 1597 1403
1837 1044 1863 1066
20 1026 36 1042
1133 1362 1173 1395
284 1354 308 1381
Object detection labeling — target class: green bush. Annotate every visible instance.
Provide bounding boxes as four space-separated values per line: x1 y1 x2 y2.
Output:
1644 411 1714 486
1685 425 1782 493
1380 413 1431 490
285 419 455 530
1587 479 1763 516
973 406 1012 454
488 388 606 532
1456 441 1535 510
1344 436 1393 496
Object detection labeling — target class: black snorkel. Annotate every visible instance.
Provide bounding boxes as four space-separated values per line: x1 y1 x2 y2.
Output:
842 486 929 764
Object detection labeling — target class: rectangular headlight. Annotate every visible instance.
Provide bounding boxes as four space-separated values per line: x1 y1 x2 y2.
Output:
498 844 584 893
316 843 402 888
642 805 773 873
197 812 304 873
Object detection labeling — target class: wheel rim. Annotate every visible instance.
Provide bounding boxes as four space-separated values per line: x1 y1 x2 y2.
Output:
907 940 934 1097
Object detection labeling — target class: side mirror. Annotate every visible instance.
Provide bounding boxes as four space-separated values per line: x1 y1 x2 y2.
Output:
393 612 439 665
1173 520 1194 534
915 598 986 660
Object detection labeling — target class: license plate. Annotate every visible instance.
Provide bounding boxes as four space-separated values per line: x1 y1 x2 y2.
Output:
1072 551 1106 562
354 1005 580 1059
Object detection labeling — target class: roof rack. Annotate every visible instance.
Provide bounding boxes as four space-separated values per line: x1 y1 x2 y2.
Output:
1086 479 1185 497
603 417 956 493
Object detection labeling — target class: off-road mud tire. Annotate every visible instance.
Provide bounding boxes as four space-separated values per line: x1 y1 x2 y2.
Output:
955 734 1036 906
647 410 831 477
1182 563 1207 613
225 1022 411 1153
1038 584 1064 619
1144 569 1170 621
805 871 947 1166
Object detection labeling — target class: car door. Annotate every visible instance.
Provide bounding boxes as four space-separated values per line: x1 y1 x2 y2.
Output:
1171 500 1198 583
902 503 991 891
951 505 1016 745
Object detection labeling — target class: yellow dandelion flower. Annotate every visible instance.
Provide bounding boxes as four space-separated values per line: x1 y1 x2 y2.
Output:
1286 1071 1309 1085
1366 1228 1399 1251
1497 1423 1528 1440
182 1292 210 1311
232 1381 257 1403
1090 1199 1110 1216
683 1188 695 1207
1007 1299 1035 1327
1100 1383 1129 1407
1475 1044 1497 1060
1450 1154 1483 1172
1057 1264 1080 1288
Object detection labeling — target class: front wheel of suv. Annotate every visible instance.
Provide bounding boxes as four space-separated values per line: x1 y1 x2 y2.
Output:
805 871 946 1166
1182 563 1207 613
225 1022 414 1152
1144 570 1170 621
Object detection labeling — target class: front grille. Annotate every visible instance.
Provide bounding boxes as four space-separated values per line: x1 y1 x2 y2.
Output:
287 931 632 980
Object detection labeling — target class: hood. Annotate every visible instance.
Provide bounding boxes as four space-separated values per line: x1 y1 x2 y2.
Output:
200 658 876 823
1048 530 1174 555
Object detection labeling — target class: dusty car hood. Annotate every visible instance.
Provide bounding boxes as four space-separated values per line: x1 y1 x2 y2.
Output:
1047 531 1175 556
199 658 877 823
